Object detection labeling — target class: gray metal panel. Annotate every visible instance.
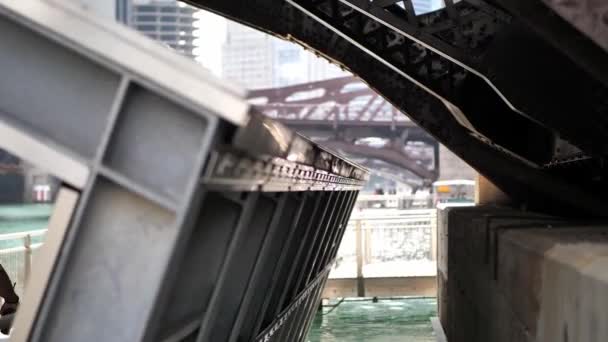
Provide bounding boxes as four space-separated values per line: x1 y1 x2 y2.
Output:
0 1 248 125
0 15 120 158
104 84 208 202
158 192 244 340
0 1 368 341
258 192 322 332
231 193 305 342
199 194 279 342
40 178 177 342
255 267 330 342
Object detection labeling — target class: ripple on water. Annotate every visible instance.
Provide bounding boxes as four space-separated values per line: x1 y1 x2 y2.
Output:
307 297 437 342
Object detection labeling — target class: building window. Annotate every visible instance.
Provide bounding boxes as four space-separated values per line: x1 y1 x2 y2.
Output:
160 16 177 23
160 7 177 13
278 49 300 64
135 15 156 22
136 5 155 12
136 25 156 31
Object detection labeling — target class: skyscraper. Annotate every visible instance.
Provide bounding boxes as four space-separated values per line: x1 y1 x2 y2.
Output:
222 21 347 89
117 0 199 58
70 0 117 20
222 23 275 89
273 39 346 87
412 0 446 15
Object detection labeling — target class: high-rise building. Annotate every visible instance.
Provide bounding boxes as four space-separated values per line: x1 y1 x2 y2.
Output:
222 23 275 89
273 39 346 87
222 21 347 89
117 0 199 58
68 0 117 20
412 0 446 15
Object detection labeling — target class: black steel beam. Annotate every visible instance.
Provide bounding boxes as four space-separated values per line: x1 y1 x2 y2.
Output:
188 0 608 217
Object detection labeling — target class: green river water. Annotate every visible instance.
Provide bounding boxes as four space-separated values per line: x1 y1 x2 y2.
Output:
308 297 437 342
0 204 51 247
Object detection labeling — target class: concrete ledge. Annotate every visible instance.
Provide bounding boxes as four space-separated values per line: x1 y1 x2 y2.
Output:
500 227 608 342
322 276 437 299
438 206 608 342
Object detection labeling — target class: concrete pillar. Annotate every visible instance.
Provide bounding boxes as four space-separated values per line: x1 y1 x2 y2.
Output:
500 228 608 342
355 219 365 297
438 206 608 342
475 174 510 205
364 226 372 265
430 210 437 261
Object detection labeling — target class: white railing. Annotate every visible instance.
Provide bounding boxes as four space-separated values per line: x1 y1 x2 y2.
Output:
0 230 47 295
355 194 433 210
330 209 437 279
0 209 437 288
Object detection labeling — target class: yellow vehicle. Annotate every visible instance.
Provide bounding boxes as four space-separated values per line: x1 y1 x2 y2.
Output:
433 180 475 205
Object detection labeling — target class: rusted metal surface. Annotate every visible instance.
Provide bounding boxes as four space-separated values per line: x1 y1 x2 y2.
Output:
248 76 414 126
321 140 437 180
248 77 439 182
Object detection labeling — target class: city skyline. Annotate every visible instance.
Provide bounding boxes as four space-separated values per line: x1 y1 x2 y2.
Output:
117 0 200 58
222 21 348 89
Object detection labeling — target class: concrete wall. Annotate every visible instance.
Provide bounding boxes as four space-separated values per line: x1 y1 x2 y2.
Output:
322 276 436 299
438 144 476 180
438 206 608 342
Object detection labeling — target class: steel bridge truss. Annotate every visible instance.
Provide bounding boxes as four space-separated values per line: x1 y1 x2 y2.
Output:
191 0 608 216
280 0 608 186
249 76 412 126
249 76 438 181
0 2 367 341
283 0 594 164
303 0 608 159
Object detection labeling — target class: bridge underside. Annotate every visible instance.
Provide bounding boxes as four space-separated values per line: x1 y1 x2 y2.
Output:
0 2 367 341
175 2 608 341
190 0 608 217
0 1 607 342
321 139 437 182
249 76 439 183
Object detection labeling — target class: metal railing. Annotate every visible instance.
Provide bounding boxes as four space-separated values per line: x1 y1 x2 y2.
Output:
0 209 436 289
330 209 437 279
355 194 433 210
0 229 46 296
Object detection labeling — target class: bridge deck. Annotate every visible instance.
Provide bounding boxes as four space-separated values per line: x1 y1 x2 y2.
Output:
0 1 368 341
